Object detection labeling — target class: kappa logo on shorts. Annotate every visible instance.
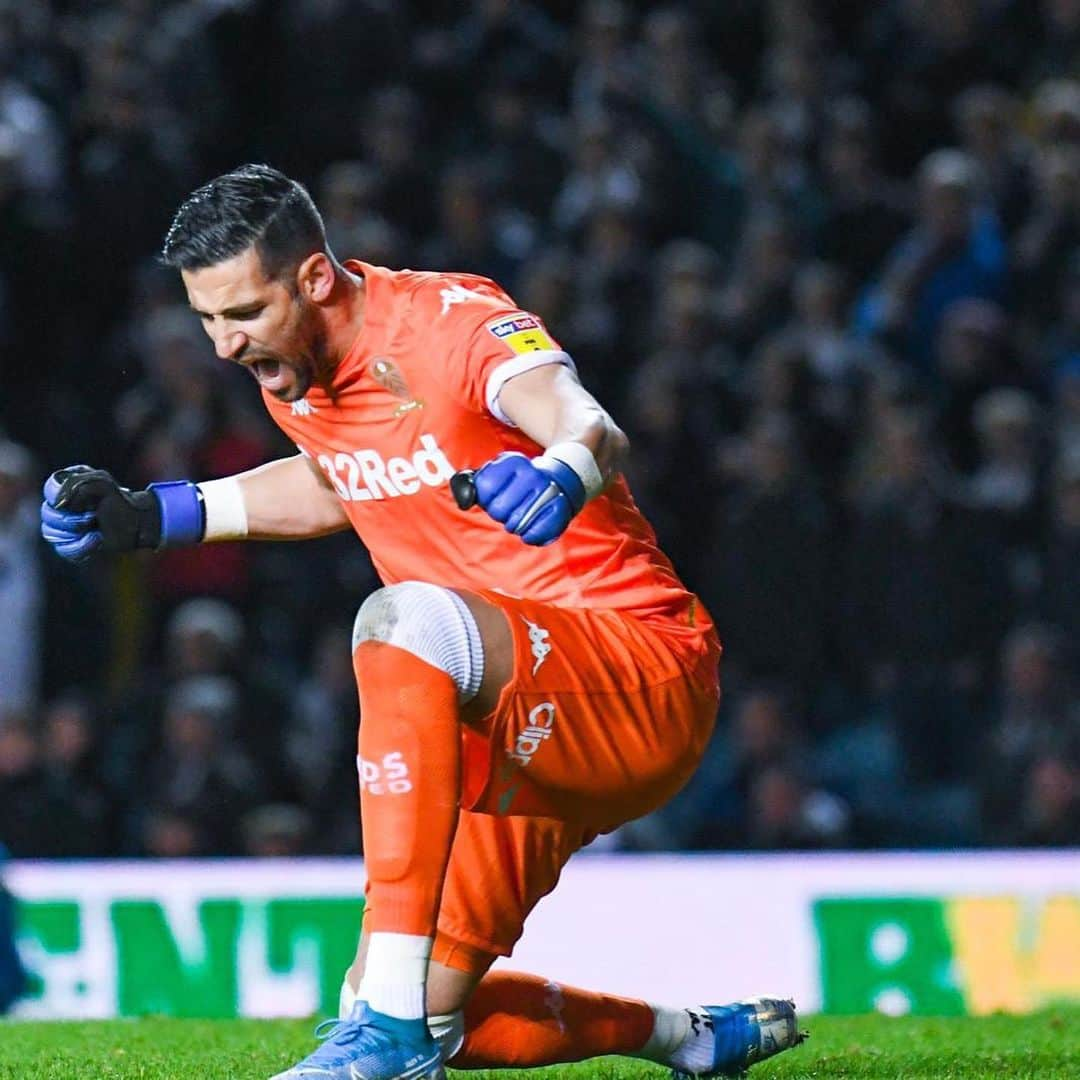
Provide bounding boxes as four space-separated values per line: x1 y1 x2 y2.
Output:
543 981 568 1033
521 616 552 674
508 701 556 768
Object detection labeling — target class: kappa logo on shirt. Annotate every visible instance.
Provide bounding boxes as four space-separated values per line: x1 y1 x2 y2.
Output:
439 283 487 315
290 398 318 416
316 433 455 502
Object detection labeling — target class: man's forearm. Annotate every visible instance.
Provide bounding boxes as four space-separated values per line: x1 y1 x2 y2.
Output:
498 364 630 492
205 454 350 541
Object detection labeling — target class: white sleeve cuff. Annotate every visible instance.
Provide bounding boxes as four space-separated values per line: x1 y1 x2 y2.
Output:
485 350 575 425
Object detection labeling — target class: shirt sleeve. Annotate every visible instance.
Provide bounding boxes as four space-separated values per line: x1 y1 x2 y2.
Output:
435 281 575 424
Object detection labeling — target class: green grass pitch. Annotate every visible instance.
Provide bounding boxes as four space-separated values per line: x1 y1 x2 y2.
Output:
2 1010 1077 1079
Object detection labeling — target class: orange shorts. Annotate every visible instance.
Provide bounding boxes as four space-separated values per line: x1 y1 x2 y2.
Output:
428 592 720 969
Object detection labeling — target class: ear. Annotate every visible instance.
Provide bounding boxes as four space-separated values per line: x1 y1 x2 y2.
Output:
297 252 335 304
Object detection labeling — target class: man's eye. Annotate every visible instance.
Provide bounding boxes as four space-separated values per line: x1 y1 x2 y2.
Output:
234 309 264 321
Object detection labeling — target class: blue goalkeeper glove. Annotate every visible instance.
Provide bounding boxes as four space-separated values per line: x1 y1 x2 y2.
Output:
40 465 204 563
470 451 587 546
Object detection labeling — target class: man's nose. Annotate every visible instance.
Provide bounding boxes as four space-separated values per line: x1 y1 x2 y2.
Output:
214 328 248 361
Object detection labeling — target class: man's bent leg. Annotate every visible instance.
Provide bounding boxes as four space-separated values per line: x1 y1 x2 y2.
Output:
342 939 687 1069
272 584 514 1080
351 582 510 1022
454 970 655 1067
453 974 802 1075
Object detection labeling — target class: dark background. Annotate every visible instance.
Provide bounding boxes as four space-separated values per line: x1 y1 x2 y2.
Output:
0 0 1077 858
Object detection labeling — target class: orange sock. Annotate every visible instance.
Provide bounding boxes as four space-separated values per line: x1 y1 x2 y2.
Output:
451 971 655 1068
354 640 460 937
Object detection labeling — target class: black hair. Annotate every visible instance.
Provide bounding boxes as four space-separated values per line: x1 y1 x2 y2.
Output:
160 164 328 281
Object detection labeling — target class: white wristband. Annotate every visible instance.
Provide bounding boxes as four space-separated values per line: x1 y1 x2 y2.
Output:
544 440 605 502
197 477 249 541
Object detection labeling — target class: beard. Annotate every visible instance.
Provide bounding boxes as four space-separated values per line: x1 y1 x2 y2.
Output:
246 307 334 403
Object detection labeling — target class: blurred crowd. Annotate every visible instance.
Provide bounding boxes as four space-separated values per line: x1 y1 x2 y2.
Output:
0 0 1077 858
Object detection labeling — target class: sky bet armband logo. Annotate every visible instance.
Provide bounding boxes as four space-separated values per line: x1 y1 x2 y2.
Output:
316 434 454 502
486 312 556 355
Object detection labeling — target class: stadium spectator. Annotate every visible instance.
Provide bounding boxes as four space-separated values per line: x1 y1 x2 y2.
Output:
1008 753 1080 846
979 622 1077 838
1039 254 1080 389
131 676 262 857
967 388 1047 571
1041 449 1080 661
276 0 406 169
952 84 1031 233
0 439 42 715
1026 1 1080 83
355 85 436 245
704 411 831 697
934 298 1017 473
0 8 65 213
107 598 294 818
242 804 314 858
0 712 92 857
285 622 362 852
418 158 529 287
745 761 853 851
816 96 910 283
39 691 110 856
686 686 834 850
568 0 637 120
552 113 642 238
469 72 564 221
856 148 1008 367
845 407 1004 781
1014 143 1080 327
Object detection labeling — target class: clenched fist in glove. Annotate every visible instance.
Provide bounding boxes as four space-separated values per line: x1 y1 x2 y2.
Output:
465 442 604 546
40 466 204 562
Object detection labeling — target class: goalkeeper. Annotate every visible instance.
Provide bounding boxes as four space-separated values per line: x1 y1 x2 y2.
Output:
41 165 803 1080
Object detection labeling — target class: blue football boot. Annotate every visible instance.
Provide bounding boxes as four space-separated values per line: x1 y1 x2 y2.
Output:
269 1001 444 1080
671 997 807 1078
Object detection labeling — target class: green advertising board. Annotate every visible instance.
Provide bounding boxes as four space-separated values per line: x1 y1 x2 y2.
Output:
8 854 1079 1018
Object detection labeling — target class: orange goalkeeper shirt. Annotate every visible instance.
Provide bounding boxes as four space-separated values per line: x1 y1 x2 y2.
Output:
262 261 713 647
